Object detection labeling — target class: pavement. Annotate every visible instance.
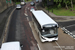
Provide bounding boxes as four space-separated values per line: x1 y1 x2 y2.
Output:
36 3 75 22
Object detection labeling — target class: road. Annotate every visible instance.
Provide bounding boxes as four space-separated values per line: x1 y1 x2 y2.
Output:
58 20 75 38
7 4 38 50
7 2 75 50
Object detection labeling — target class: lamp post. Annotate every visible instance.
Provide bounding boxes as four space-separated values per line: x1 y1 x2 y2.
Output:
47 0 54 13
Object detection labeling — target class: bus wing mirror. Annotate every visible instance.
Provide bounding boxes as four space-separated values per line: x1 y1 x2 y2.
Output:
41 29 43 30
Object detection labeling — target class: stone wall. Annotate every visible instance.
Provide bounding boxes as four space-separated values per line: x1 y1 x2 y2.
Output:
0 0 14 13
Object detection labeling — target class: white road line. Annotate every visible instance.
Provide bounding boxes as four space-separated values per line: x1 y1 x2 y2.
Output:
24 13 28 16
27 17 29 21
66 24 75 27
29 22 31 28
37 44 41 50
55 41 62 50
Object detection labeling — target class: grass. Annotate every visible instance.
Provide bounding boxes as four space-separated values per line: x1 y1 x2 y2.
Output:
46 5 75 16
16 2 20 4
16 0 32 4
25 0 32 2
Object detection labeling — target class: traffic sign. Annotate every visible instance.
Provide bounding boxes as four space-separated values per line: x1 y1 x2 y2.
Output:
6 0 11 3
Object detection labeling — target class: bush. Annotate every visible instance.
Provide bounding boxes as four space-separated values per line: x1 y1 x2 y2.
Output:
57 3 61 8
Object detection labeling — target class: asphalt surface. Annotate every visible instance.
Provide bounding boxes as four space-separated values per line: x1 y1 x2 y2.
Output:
58 20 75 35
7 9 19 41
7 4 38 50
58 21 75 27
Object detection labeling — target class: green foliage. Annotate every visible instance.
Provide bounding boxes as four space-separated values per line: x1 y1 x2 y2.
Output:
12 0 20 2
59 0 62 2
54 0 59 2
54 0 62 3
16 2 20 4
25 0 32 2
54 0 62 8
57 3 61 8
54 0 59 4
48 7 75 16
63 0 70 5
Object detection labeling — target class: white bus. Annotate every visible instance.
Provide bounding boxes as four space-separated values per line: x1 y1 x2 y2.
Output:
31 10 59 42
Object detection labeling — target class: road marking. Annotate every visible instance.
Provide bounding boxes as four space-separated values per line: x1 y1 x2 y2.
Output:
37 44 41 50
65 24 75 27
24 13 28 16
55 41 62 50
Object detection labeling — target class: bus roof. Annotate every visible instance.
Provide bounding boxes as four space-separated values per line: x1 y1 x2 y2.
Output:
32 10 58 28
1 41 20 50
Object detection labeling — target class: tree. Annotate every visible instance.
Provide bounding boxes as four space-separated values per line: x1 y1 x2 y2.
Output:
71 0 73 11
54 0 62 8
42 0 47 8
42 0 75 10
63 0 71 10
12 0 20 2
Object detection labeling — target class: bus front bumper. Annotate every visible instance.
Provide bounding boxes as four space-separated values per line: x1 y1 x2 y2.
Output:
40 37 58 42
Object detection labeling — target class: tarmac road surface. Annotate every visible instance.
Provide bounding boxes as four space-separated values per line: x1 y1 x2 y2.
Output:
7 4 38 50
58 20 75 36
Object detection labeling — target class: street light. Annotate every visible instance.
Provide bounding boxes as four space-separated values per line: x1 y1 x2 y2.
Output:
47 0 54 13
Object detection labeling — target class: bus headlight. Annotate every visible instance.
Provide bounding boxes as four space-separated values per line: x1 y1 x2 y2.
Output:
42 30 45 32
